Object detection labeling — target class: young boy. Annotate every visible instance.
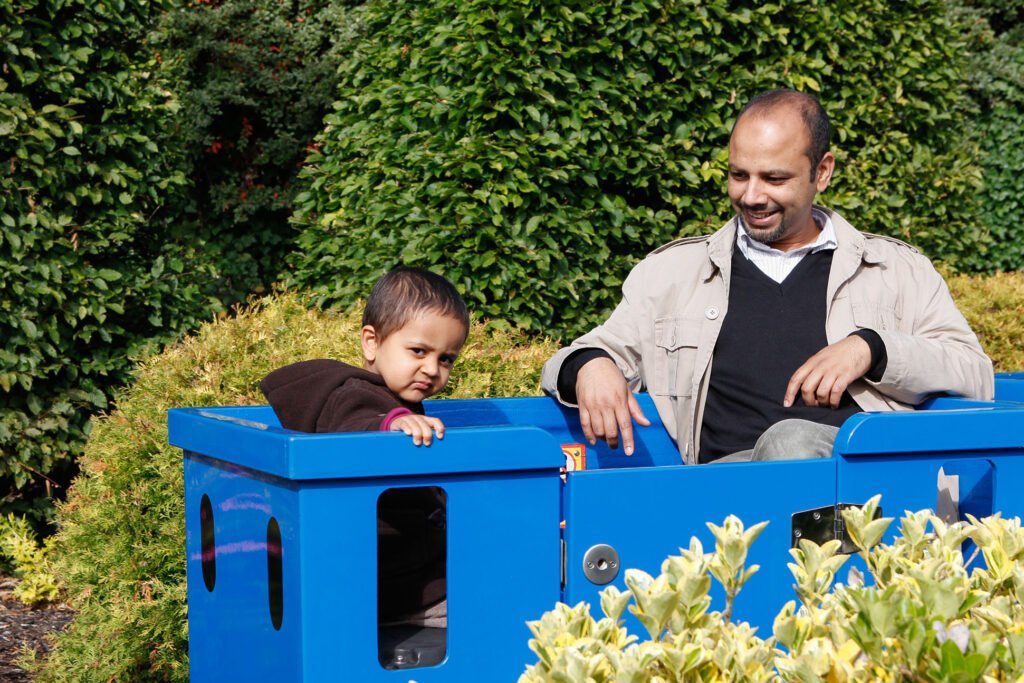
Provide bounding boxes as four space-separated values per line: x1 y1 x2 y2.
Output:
260 266 468 633
260 266 469 445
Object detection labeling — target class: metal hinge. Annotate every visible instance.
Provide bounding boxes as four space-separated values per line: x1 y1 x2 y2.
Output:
791 503 882 555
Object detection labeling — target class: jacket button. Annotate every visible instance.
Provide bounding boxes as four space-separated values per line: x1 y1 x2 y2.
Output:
705 307 719 320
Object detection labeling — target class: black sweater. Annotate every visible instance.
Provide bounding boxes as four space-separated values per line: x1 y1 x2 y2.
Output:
698 249 861 461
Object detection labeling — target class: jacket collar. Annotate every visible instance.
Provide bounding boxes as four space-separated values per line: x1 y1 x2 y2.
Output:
703 218 737 282
701 206 884 283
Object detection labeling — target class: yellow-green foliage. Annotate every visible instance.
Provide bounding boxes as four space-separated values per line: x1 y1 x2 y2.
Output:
37 291 557 682
948 272 1024 373
521 516 778 683
523 498 1024 682
0 514 60 606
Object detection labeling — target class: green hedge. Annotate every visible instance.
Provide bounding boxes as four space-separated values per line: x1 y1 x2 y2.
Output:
289 0 986 339
0 0 365 525
956 0 1024 271
0 0 213 524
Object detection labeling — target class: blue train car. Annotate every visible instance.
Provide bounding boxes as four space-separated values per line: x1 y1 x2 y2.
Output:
169 375 1024 681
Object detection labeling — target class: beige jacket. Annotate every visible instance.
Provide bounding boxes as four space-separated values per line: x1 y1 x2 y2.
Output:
541 208 994 464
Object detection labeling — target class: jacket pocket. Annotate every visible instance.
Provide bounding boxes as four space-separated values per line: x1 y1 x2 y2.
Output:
851 302 902 333
649 317 702 397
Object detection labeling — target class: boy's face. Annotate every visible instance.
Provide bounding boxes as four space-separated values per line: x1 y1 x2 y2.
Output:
361 310 467 403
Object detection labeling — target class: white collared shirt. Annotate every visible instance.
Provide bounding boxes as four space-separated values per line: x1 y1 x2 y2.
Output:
736 207 837 283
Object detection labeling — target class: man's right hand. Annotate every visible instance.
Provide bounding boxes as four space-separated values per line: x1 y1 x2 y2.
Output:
575 357 651 455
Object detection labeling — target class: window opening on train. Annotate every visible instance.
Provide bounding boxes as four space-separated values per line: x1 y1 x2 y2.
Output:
200 493 216 592
267 516 284 630
377 486 447 670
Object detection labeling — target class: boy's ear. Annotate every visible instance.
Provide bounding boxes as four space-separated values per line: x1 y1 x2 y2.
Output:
360 325 378 363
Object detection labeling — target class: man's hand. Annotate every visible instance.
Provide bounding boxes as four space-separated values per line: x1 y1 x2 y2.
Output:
785 335 873 408
576 357 651 455
390 414 446 446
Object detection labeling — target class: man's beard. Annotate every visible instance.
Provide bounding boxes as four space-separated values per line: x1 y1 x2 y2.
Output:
740 207 788 245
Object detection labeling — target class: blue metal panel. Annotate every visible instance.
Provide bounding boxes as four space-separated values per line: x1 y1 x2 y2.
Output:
185 453 303 682
563 458 837 636
835 408 1024 455
427 394 682 469
291 472 561 681
178 390 1024 681
175 404 564 682
995 374 1024 402
170 407 565 480
174 394 683 473
835 408 1024 544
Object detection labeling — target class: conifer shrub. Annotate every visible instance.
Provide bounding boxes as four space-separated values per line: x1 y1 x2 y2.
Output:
36 291 557 682
947 271 1024 372
290 0 985 339
0 0 213 525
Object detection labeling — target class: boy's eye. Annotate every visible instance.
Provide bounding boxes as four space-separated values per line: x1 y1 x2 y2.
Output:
410 348 425 356
440 355 456 366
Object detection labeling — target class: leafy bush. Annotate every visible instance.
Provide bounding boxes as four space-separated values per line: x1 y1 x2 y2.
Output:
0 0 216 525
521 497 1024 681
0 514 61 606
36 291 557 682
290 0 986 339
152 0 361 304
954 0 1024 271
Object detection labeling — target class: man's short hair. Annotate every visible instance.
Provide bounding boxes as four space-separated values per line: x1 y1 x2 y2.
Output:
734 88 832 179
363 266 469 341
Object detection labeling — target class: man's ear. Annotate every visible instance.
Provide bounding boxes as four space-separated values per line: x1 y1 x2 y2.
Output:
815 151 836 192
360 325 378 363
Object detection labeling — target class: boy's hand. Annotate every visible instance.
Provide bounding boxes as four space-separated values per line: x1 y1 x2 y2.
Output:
390 414 446 446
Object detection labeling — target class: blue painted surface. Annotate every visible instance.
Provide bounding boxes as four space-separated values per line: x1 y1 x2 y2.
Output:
995 373 1024 402
171 391 1024 681
177 406 563 682
563 458 837 635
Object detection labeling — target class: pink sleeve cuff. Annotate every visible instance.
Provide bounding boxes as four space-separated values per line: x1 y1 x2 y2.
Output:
380 407 415 431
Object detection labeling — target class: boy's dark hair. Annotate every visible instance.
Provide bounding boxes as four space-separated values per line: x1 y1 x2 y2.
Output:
733 88 832 180
363 266 470 341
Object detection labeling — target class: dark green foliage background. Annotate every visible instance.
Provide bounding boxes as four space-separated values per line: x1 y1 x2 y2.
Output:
0 0 213 523
152 0 358 304
290 0 986 339
956 0 1024 271
0 0 359 525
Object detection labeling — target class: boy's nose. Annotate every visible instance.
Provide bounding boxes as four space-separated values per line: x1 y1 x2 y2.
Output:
422 358 439 377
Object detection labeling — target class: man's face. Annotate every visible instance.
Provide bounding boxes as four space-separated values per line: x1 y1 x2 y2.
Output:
727 107 834 251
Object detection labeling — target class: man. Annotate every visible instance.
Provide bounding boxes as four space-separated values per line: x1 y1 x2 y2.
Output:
541 89 993 464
